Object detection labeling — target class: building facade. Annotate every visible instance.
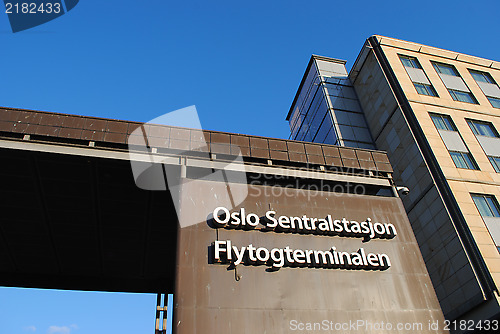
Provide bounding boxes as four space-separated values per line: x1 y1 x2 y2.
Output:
288 36 500 325
0 107 447 333
288 56 375 149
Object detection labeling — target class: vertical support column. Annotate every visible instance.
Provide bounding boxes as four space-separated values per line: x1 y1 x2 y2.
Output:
173 159 187 334
155 293 168 334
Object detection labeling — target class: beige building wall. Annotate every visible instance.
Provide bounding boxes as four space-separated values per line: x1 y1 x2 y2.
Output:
350 36 500 322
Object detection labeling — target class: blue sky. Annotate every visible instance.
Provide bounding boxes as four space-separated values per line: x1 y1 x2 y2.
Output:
1 1 499 334
0 287 172 334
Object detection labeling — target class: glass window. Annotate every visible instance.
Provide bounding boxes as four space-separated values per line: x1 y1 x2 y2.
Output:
309 105 327 140
322 128 337 145
400 56 438 97
449 89 478 104
488 156 500 173
469 70 495 84
400 55 421 69
468 70 500 109
313 112 331 143
414 83 438 97
472 194 500 217
450 151 478 170
433 63 459 76
487 97 500 109
467 120 498 137
431 114 456 131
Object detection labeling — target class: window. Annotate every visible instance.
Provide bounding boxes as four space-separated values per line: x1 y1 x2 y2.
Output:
487 97 500 109
467 120 498 137
431 113 479 170
470 70 496 84
467 120 500 173
450 151 478 169
433 63 459 76
432 62 479 103
400 55 421 69
449 89 478 104
472 194 500 217
468 69 500 109
400 55 439 97
430 114 456 131
414 83 438 96
472 194 500 253
488 157 500 173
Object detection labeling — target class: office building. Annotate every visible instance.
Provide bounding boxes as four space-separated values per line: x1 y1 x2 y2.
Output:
287 36 500 325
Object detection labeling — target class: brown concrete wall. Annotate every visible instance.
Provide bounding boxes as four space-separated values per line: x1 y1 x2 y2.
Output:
173 178 446 333
0 107 393 172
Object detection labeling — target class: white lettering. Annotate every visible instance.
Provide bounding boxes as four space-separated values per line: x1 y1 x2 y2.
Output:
265 210 277 228
232 246 246 265
213 207 230 226
214 240 226 260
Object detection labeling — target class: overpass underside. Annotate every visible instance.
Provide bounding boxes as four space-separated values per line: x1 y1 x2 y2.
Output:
0 144 178 293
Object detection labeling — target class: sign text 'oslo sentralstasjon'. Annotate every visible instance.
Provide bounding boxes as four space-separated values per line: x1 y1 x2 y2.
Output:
210 207 397 271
